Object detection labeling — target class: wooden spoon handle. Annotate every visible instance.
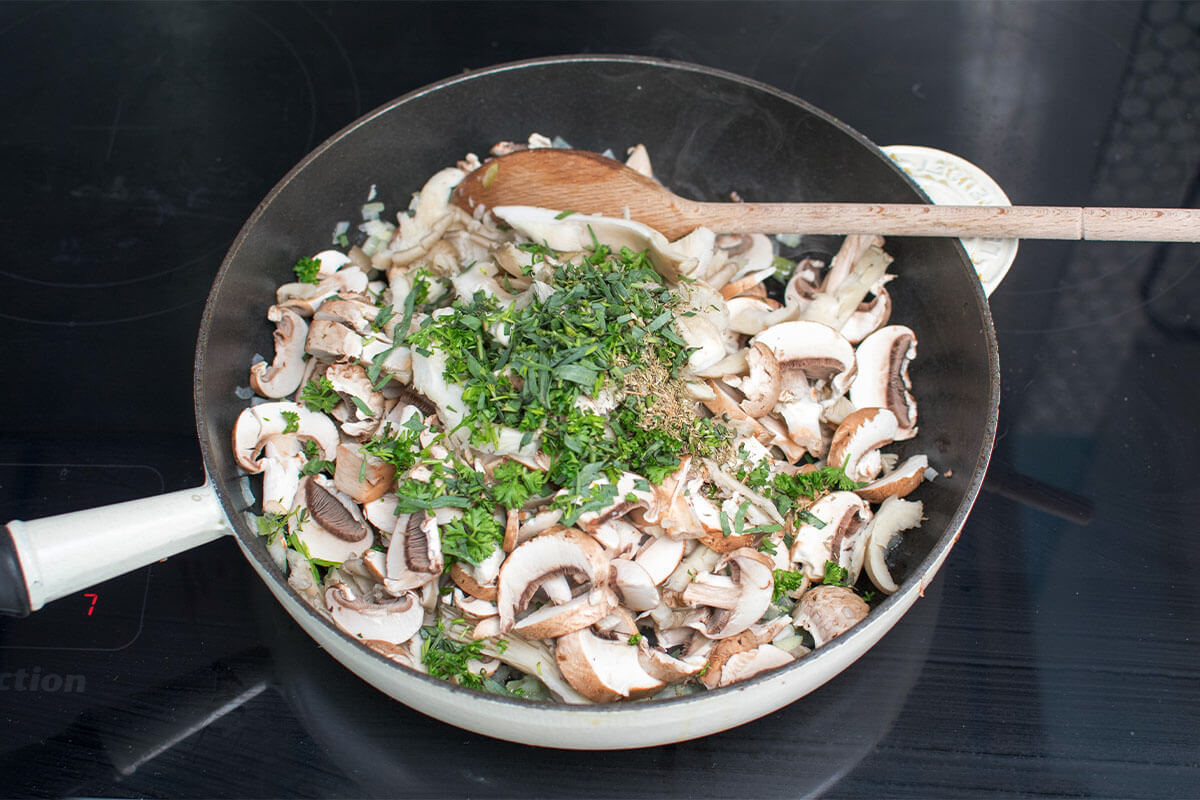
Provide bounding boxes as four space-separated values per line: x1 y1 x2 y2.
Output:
685 201 1200 242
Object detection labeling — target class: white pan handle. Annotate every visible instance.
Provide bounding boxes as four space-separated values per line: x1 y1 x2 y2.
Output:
1 482 232 614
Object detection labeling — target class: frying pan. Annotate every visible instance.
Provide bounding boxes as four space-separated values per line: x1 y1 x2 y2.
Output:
0 55 998 749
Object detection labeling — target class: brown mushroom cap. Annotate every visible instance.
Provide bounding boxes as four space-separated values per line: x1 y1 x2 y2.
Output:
849 325 918 440
325 584 423 646
739 342 784 418
793 585 869 648
826 407 899 483
496 528 611 632
512 587 617 640
250 305 310 399
855 454 928 504
554 626 665 703
752 320 857 397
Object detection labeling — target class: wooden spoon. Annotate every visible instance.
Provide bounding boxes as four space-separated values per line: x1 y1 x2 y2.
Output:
453 148 1200 242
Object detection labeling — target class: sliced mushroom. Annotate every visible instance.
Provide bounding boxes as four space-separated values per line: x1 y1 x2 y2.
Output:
738 342 783 417
863 496 924 595
839 280 892 344
849 325 918 440
451 588 499 619
387 167 465 268
610 559 660 612
681 548 774 639
277 266 370 316
384 510 443 592
707 644 794 689
826 407 899 483
633 535 686 586
789 491 871 582
325 584 423 646
332 442 396 504
232 401 339 474
513 587 617 640
752 320 857 398
450 561 497 603
624 143 653 179
555 626 665 703
696 616 792 688
495 528 611 632
793 585 869 648
855 454 928 504
250 306 310 398
306 319 363 361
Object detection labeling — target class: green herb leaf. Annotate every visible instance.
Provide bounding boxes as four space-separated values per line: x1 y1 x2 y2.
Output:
293 256 321 284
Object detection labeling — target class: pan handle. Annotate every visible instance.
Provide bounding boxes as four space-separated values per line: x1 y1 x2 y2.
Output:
0 482 231 616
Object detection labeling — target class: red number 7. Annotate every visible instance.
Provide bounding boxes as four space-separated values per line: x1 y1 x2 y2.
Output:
83 593 98 616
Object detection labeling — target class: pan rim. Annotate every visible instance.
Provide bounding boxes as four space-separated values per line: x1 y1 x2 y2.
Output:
194 53 1000 725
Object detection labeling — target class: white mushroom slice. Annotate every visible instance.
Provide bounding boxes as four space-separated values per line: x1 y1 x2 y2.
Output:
326 362 385 422
384 510 443 592
681 548 774 639
776 397 826 457
258 436 306 514
449 561 497 603
312 298 380 336
720 266 776 300
452 588 499 619
864 496 924 595
726 295 782 336
333 442 395 504
624 143 653 178
720 233 774 279
689 347 749 379
752 320 857 398
312 249 351 279
387 167 465 267
292 477 373 563
756 414 809 463
707 644 794 688
462 629 589 704
784 257 825 311
856 454 928 504
849 325 918 441
513 587 617 640
634 536 686 585
739 342 783 418
822 234 884 294
539 575 574 605
793 585 869 648
496 528 611 632
610 559 660 612
826 407 899 483
232 401 339 473
362 639 419 668
451 260 518 307
839 281 893 344
493 206 713 282
589 518 643 557
674 311 729 374
798 243 891 329
363 494 400 532
516 508 564 544
277 266 369 316
789 491 871 582
250 305 309 398
305 319 363 361
637 644 706 683
701 380 770 441
326 585 423 646
695 616 792 688
555 626 665 702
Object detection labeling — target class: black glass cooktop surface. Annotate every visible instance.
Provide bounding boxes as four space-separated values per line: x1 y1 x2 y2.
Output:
1 2 1198 797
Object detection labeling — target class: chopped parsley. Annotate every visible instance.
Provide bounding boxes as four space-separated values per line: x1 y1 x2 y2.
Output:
279 410 300 434
440 506 503 566
823 560 850 586
299 376 338 413
293 256 322 284
772 569 805 603
407 242 731 517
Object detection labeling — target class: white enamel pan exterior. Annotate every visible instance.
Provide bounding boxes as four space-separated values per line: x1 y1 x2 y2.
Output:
1 55 999 749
